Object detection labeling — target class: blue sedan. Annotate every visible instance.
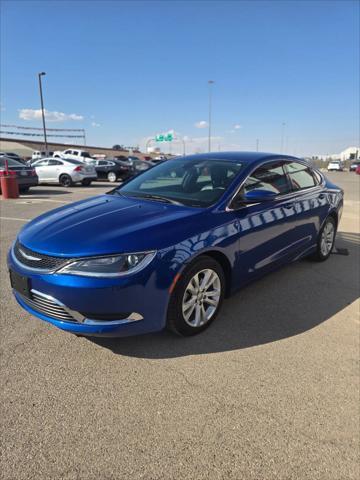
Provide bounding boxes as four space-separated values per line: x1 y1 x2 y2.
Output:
8 152 343 337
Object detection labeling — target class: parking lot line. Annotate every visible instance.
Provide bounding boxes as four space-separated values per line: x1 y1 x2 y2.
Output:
17 199 71 204
0 216 30 222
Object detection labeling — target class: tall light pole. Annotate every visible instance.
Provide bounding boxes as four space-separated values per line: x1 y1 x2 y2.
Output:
208 80 214 152
256 138 259 152
38 72 48 155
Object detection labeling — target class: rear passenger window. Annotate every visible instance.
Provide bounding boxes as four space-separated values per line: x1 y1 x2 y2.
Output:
48 160 63 166
244 162 291 195
286 162 316 190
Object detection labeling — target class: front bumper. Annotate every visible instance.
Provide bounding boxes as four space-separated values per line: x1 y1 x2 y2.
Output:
8 246 170 337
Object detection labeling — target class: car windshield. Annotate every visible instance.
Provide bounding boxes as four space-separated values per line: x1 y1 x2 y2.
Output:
114 158 244 207
0 157 24 167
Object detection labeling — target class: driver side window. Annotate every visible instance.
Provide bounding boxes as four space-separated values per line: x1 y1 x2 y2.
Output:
243 162 291 195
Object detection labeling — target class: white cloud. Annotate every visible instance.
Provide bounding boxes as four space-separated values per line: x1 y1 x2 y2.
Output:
91 121 101 127
18 108 84 122
233 124 242 129
194 120 208 129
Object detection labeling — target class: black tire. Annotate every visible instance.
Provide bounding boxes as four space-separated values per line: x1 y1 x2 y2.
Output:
107 171 118 183
167 255 225 336
81 179 92 186
59 174 73 187
311 216 336 262
19 187 30 193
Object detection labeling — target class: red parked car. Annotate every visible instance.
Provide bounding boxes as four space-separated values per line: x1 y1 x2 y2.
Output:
356 165 360 175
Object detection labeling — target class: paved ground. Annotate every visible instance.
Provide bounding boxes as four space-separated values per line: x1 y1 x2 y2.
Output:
0 173 359 480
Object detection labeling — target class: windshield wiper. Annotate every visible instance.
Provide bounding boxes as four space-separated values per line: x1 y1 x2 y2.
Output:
131 193 184 205
109 190 183 205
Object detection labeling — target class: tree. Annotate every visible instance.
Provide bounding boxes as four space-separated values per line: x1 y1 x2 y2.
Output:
112 144 124 151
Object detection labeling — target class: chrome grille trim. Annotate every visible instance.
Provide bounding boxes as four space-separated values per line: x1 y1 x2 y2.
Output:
13 241 73 272
16 289 144 326
19 294 77 322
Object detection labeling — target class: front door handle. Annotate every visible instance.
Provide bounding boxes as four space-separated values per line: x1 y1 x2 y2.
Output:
283 203 294 210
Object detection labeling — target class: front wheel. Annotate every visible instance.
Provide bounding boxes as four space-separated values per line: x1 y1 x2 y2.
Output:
312 216 336 261
167 256 225 336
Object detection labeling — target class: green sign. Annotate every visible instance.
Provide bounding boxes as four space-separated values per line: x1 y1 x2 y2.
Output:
155 133 173 142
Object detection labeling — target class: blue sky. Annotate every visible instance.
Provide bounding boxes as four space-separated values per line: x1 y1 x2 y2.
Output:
0 0 359 156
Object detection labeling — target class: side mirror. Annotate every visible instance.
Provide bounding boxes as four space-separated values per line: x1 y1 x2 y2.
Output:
243 189 277 203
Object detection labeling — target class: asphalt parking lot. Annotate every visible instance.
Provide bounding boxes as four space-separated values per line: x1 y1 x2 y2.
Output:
0 173 359 480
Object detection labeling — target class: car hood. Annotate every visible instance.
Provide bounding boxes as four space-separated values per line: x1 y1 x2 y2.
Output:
18 194 202 256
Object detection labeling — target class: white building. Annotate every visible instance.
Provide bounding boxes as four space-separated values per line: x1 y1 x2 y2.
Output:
339 146 359 161
314 146 359 161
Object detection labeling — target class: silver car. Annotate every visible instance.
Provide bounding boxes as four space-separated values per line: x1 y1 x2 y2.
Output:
33 158 97 187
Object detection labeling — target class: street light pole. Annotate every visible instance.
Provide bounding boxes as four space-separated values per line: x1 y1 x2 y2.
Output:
256 138 259 152
38 72 48 155
208 80 214 152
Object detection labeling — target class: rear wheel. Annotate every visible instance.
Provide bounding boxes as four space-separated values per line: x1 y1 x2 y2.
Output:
312 216 336 261
81 179 92 186
167 256 225 336
107 171 117 182
19 187 30 193
59 174 73 187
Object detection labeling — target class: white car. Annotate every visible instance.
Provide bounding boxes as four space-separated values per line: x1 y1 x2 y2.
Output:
327 161 344 172
32 150 54 160
53 149 94 162
32 158 97 187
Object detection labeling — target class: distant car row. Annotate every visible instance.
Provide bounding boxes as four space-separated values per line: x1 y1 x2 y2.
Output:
327 160 360 172
0 152 156 192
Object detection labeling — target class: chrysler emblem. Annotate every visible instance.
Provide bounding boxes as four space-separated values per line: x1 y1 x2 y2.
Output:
18 248 42 261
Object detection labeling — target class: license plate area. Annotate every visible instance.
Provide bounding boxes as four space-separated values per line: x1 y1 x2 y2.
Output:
9 269 31 299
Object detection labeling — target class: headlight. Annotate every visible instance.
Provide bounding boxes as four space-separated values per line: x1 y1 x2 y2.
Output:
57 251 156 277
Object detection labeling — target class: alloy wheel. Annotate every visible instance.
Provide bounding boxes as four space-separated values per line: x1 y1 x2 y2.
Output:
320 221 335 256
108 172 117 182
182 269 221 328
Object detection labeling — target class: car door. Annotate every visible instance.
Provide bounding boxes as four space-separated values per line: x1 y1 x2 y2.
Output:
46 159 64 183
284 160 330 253
231 160 299 285
33 159 50 182
96 160 108 179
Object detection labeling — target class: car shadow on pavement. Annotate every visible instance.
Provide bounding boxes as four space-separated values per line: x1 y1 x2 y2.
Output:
21 188 72 197
88 231 360 359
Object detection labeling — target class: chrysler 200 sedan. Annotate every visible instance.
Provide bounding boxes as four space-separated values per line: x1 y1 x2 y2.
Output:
8 152 343 337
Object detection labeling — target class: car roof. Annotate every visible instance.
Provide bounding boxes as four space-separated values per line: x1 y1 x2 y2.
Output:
179 151 299 164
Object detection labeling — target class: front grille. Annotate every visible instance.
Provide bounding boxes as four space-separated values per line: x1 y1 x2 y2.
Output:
19 291 78 323
14 241 71 271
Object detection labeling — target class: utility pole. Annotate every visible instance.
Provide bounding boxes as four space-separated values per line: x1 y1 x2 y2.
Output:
208 80 214 152
38 72 48 155
256 138 259 152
